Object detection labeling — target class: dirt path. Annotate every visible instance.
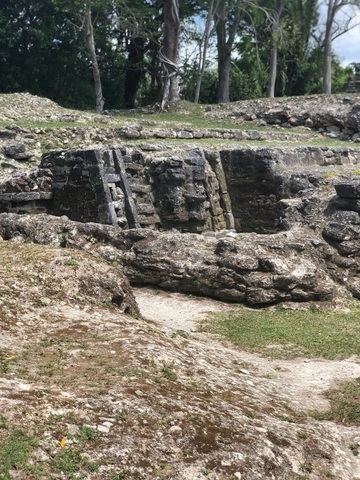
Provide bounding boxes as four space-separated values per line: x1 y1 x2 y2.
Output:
134 286 360 412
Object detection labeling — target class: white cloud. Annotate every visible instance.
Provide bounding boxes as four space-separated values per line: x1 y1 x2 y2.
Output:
332 22 360 65
317 3 360 66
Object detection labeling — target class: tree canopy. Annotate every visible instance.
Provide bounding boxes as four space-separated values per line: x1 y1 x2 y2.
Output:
0 0 357 110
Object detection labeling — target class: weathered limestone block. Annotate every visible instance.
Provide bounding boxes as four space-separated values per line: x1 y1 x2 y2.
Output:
337 240 359 256
3 141 34 161
147 150 223 232
323 222 360 243
323 181 360 260
3 142 25 156
331 197 360 213
0 129 17 140
176 130 193 139
335 179 360 198
122 127 141 138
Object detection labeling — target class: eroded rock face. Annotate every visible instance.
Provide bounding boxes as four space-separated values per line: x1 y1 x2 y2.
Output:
0 233 139 317
0 213 339 305
323 180 360 298
220 148 284 232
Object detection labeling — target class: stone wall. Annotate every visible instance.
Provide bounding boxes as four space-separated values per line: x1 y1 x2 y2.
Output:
41 149 117 225
2 145 360 234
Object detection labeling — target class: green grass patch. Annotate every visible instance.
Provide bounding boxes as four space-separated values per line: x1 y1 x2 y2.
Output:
50 447 98 476
161 362 178 381
314 378 360 426
0 429 38 480
200 305 360 359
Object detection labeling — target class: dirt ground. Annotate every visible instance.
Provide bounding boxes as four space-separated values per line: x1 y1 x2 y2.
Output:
134 287 360 412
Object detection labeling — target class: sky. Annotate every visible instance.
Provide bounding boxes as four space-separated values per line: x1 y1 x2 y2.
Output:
333 26 360 66
319 4 360 66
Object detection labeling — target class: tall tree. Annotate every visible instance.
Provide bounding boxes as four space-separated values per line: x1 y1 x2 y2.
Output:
215 0 246 102
214 0 270 103
266 0 285 98
237 0 319 97
194 0 221 103
84 0 105 112
160 0 181 109
283 0 319 95
320 0 360 93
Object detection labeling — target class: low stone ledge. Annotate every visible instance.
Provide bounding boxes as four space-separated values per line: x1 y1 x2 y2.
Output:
0 213 339 305
115 126 319 143
0 191 52 202
0 130 17 140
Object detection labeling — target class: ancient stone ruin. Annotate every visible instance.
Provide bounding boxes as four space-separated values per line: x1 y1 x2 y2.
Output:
1 144 360 235
0 141 360 306
1 91 360 306
344 63 360 93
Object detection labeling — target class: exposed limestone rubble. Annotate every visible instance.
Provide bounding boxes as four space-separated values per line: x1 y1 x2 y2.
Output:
207 93 360 141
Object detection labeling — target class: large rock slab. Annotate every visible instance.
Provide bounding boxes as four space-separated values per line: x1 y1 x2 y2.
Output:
0 213 338 305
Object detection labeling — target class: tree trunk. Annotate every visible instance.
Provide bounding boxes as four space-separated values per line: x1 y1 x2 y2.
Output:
267 41 278 98
217 49 232 102
84 0 104 112
194 0 216 103
215 4 244 104
216 14 231 103
322 25 333 94
160 0 180 109
266 1 285 98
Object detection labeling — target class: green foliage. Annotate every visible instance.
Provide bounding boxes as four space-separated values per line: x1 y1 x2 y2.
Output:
229 67 264 101
231 0 324 98
77 425 98 442
0 0 356 108
0 0 166 109
180 62 218 103
332 62 354 93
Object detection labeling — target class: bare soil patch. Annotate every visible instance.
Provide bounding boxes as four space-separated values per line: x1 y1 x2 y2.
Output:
134 287 360 412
